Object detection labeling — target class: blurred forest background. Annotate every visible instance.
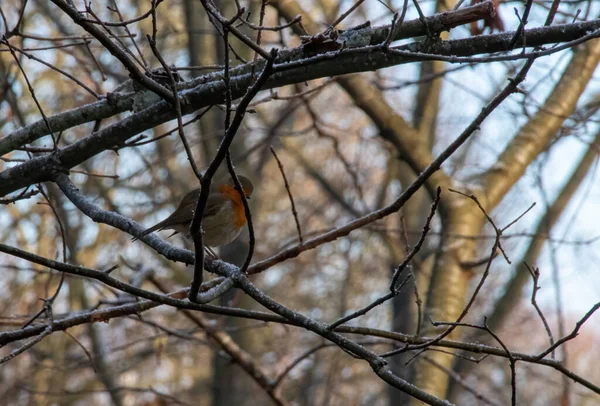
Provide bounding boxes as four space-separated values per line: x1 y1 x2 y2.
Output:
1 0 600 405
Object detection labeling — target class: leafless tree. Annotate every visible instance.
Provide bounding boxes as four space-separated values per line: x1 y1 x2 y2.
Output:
1 0 599 405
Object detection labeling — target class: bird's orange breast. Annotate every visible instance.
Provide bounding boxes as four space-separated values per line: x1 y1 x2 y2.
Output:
219 185 247 228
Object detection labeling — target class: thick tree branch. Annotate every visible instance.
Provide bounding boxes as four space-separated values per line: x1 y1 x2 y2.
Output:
1 2 492 156
4 5 600 163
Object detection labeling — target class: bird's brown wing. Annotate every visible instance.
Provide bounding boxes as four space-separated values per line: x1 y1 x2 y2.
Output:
163 188 201 225
165 191 226 224
132 188 200 241
132 189 225 241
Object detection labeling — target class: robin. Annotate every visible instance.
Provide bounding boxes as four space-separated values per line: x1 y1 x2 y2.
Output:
133 175 253 247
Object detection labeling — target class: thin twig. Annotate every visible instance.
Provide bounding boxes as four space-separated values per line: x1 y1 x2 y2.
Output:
0 189 39 205
63 330 97 372
271 343 331 389
390 187 441 290
2 37 57 149
6 42 100 97
147 34 203 179
328 0 366 31
109 0 148 66
200 0 273 60
422 355 502 406
240 14 301 32
524 262 555 356
326 275 411 331
509 0 534 50
535 301 600 360
80 0 164 27
270 147 303 243
484 318 517 406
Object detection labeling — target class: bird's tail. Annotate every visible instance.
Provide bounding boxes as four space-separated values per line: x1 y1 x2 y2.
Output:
131 221 167 242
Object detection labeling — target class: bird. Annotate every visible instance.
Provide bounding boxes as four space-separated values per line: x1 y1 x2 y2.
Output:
133 175 253 247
